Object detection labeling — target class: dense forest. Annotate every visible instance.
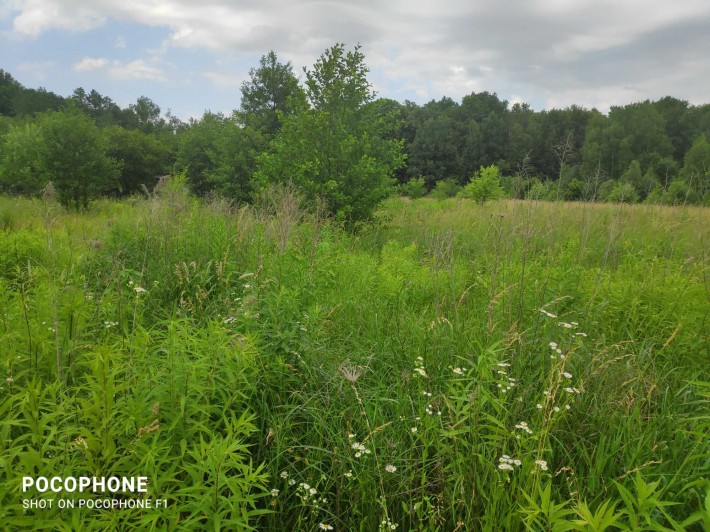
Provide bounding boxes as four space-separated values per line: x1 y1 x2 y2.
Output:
2 45 710 218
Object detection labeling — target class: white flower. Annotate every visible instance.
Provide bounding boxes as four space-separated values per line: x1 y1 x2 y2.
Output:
540 309 557 318
288 479 296 486
553 406 560 413
271 489 279 497
536 403 543 409
319 524 333 530
452 367 463 375
355 452 362 458
535 459 548 471
134 286 147 294
414 367 427 377
309 487 317 495
559 322 573 328
344 470 353 478
565 404 571 410
549 342 558 349
562 372 573 379
513 459 522 466
385 464 397 473
300 483 310 491
497 362 511 367
348 433 356 439
411 427 418 433
498 463 514 471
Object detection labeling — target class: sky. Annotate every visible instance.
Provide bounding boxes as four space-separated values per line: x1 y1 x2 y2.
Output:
2 0 710 121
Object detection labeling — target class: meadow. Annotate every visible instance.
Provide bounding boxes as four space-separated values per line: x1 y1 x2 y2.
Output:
0 185 708 530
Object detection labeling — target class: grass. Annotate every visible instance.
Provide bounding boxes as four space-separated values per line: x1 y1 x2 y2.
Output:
0 190 708 530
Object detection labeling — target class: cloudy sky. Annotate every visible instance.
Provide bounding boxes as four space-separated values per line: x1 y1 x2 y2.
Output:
2 0 710 120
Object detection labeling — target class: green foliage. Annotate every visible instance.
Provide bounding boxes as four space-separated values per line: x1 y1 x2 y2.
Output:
459 164 504 203
103 125 169 195
256 44 404 224
0 121 46 194
239 51 305 137
606 180 640 203
428 177 461 199
397 176 427 198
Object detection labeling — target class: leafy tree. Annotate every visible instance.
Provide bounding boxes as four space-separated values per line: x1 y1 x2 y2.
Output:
0 121 45 194
175 112 264 201
0 69 22 116
130 96 164 133
39 106 120 209
239 51 305 137
607 181 639 203
681 134 710 197
256 43 404 224
459 165 504 203
103 125 170 195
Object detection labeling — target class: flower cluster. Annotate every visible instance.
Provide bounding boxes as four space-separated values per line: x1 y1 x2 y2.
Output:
498 455 522 470
413 356 427 377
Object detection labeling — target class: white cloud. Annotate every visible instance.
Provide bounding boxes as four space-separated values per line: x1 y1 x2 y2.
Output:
3 0 710 110
74 57 109 72
108 60 167 82
114 36 126 49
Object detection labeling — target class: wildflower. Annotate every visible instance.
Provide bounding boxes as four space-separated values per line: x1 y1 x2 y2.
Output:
280 471 288 479
355 452 362 458
300 483 310 491
309 487 317 495
549 342 558 349
271 489 279 497
562 372 573 379
6 376 14 384
344 470 353 478
319 524 333 530
565 404 571 410
536 403 543 409
497 362 511 367
348 433 356 439
514 421 533 434
414 367 427 377
134 286 147 294
513 459 522 466
535 459 548 471
422 391 432 397
498 463 514 471
553 406 560 413
385 464 397 473
559 322 573 328
540 309 557 318
575 332 587 337
411 427 418 433
288 479 296 486
452 367 463 375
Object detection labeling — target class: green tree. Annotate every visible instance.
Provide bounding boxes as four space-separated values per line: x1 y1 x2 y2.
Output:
681 134 710 198
0 121 46 194
103 125 170 195
39 106 120 209
239 51 304 137
256 43 404 224
459 164 504 203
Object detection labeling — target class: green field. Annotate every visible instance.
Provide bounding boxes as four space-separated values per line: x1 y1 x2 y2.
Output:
1 190 708 530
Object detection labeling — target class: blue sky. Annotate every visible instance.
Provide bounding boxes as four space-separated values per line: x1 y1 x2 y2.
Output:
2 0 710 120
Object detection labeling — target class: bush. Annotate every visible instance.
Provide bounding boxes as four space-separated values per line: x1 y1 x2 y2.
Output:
607 181 639 203
459 165 504 204
429 178 461 199
398 177 427 199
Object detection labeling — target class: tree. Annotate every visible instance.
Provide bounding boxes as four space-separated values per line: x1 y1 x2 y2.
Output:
103 126 170 195
39 106 120 209
459 165 504 203
239 51 304 137
256 43 404 224
681 134 710 198
175 112 264 201
0 121 45 194
130 96 164 133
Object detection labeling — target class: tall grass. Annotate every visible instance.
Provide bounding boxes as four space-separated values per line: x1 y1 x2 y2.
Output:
0 192 708 530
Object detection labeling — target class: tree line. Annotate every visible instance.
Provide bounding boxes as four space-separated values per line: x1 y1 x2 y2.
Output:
1 44 710 220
